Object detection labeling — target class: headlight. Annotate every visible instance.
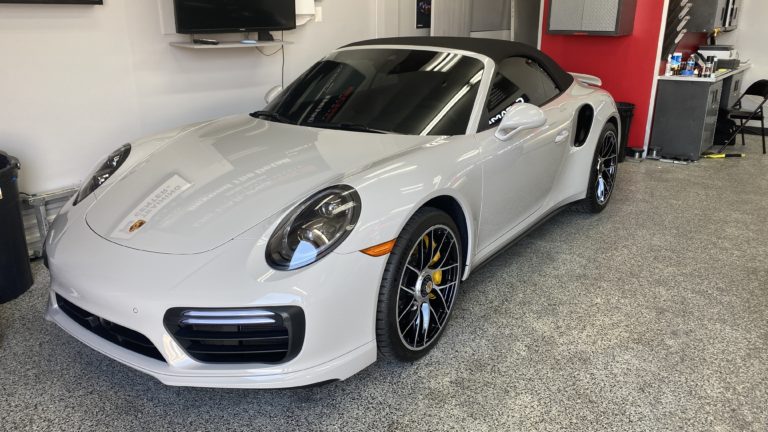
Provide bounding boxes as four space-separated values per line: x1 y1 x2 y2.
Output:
266 185 361 270
74 144 131 205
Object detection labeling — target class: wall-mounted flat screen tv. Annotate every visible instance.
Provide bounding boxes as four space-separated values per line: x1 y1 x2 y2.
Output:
174 0 296 34
0 0 103 3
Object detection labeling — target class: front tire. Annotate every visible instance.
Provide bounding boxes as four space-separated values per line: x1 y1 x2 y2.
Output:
376 208 462 362
576 122 619 213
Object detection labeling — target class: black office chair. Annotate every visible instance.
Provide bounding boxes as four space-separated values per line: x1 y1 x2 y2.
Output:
728 79 768 154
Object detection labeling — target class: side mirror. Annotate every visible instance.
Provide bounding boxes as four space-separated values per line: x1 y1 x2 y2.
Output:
494 103 547 141
264 85 283 104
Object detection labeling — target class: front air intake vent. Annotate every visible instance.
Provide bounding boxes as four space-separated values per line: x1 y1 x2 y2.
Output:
55 294 165 362
163 306 305 364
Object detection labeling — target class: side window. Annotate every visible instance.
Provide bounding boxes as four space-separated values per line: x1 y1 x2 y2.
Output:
482 57 561 130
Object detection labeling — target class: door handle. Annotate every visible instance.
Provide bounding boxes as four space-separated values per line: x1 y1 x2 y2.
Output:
555 130 570 143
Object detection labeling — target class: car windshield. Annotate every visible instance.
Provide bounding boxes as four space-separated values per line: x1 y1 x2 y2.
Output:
260 48 485 136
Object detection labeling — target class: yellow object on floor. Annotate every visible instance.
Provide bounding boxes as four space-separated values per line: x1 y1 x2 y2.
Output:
702 153 746 159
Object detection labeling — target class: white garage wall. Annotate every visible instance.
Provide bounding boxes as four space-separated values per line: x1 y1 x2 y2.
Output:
716 0 767 124
718 0 767 86
0 0 377 194
375 0 430 38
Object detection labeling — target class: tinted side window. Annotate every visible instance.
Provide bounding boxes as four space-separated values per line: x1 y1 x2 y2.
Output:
483 57 561 130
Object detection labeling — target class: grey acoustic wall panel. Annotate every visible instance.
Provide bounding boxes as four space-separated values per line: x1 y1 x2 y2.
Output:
548 0 636 36
582 0 620 31
548 0 585 32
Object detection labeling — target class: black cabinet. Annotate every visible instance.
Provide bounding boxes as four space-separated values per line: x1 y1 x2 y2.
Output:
651 67 750 160
688 0 741 32
720 70 745 110
650 79 723 161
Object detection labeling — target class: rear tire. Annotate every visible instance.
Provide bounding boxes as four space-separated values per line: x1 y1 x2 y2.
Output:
574 122 619 213
376 208 462 362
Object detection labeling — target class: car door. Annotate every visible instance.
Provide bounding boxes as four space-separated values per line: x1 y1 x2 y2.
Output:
476 56 572 249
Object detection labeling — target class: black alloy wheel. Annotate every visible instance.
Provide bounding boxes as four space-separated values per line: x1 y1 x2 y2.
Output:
376 208 462 361
576 122 619 213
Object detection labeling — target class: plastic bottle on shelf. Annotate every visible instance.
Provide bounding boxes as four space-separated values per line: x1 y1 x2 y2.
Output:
672 52 683 75
703 56 714 78
687 56 696 72
681 55 695 76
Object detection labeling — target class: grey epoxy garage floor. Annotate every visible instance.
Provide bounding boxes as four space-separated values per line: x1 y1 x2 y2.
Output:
1 137 767 431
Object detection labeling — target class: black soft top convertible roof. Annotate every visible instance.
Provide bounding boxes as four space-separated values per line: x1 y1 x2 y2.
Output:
343 37 574 92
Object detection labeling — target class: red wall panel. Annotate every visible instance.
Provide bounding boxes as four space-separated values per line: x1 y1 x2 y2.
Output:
540 0 666 150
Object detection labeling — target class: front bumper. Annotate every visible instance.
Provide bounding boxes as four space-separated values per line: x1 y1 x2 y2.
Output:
45 206 386 388
47 301 376 388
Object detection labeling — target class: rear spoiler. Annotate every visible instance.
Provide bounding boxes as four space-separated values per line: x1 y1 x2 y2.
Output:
570 73 603 87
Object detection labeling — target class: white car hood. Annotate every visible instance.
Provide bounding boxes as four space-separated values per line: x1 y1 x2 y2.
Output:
86 115 431 254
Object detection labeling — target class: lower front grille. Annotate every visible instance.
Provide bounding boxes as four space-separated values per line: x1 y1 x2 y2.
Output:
55 294 165 362
164 306 305 364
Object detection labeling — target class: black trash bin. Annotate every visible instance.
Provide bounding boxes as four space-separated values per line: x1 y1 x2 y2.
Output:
0 151 33 304
616 102 635 163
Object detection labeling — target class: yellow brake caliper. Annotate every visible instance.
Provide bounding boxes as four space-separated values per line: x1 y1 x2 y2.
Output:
424 235 442 300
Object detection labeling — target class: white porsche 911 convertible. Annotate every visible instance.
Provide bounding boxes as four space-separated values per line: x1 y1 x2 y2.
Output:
45 37 620 388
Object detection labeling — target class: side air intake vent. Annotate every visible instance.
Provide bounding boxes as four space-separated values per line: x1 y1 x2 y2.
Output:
574 104 595 148
164 306 305 364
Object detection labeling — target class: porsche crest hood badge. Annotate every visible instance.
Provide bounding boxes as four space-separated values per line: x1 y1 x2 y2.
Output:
128 219 147 233
108 174 192 240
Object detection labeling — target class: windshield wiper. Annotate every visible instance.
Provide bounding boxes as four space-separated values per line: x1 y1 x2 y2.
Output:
251 112 389 134
250 110 294 124
304 122 389 134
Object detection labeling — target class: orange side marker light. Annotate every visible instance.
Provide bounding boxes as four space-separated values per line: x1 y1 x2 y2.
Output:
360 239 396 257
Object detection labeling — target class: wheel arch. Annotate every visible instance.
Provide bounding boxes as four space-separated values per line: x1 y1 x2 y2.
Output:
336 147 483 279
606 114 619 130
338 186 479 279
606 115 620 146
420 195 472 280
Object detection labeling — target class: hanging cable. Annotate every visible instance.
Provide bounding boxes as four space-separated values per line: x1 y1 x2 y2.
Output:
260 31 285 89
